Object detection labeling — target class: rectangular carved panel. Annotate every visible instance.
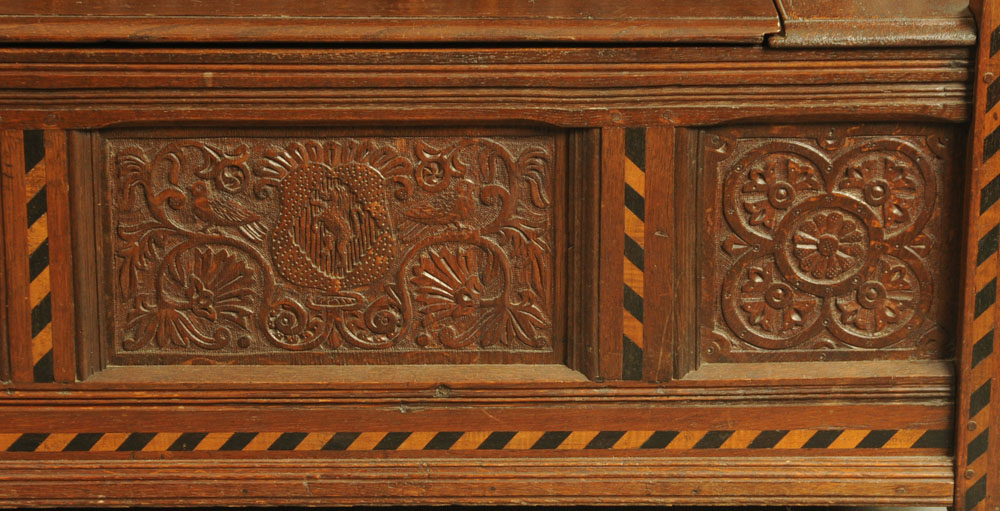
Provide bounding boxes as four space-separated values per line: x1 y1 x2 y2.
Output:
699 124 962 363
99 129 562 366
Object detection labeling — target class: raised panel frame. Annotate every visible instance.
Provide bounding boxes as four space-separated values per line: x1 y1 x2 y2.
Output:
67 126 603 384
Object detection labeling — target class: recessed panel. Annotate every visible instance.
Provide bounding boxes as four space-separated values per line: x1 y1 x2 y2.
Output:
699 124 962 363
99 129 564 366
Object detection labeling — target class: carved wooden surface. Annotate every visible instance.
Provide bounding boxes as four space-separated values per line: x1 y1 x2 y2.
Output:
0 2 980 505
101 131 559 365
699 124 962 363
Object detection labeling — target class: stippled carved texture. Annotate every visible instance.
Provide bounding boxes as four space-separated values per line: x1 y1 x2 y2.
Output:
104 133 556 364
700 125 962 363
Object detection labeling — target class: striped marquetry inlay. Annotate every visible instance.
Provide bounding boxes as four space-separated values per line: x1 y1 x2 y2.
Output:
22 131 52 383
960 1 1000 510
0 429 952 454
622 127 645 380
0 129 72 384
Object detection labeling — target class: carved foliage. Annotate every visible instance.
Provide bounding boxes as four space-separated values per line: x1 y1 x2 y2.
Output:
706 128 958 361
107 135 555 358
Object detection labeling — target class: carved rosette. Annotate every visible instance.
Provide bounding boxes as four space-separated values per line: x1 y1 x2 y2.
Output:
108 134 555 359
718 137 938 352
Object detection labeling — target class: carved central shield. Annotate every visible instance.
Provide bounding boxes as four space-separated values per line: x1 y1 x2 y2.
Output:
271 156 395 294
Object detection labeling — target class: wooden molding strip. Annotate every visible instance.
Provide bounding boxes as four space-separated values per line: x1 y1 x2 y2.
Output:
0 456 954 506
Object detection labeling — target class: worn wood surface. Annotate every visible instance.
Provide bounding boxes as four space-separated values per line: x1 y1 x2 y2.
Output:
698 123 962 365
771 0 976 47
0 46 971 129
0 0 984 507
1 131 31 383
0 457 954 507
94 128 565 367
955 1 1000 510
0 0 781 44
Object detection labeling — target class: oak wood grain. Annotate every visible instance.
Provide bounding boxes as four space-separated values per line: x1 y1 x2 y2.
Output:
772 0 975 48
0 130 30 382
0 0 781 44
67 131 98 380
44 131 74 383
0 1 978 506
598 128 624 381
643 126 674 382
0 456 954 507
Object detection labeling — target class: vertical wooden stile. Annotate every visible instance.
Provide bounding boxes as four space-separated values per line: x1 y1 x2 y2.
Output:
958 1 1000 509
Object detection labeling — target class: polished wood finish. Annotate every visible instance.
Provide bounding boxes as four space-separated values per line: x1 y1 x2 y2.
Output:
0 0 781 44
956 1 1000 510
772 0 976 47
97 129 565 367
698 123 962 364
1 130 31 383
0 0 988 507
0 457 956 507
0 46 972 129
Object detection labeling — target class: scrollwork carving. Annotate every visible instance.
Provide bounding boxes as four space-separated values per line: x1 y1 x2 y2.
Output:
107 133 556 361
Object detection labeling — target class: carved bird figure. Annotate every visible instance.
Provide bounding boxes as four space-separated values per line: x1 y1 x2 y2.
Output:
402 179 476 226
190 181 267 243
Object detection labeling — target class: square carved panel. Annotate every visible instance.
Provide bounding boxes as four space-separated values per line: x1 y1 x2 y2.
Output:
98 129 565 366
698 124 962 363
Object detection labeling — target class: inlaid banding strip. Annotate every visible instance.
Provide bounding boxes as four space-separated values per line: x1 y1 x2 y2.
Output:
960 2 1000 509
0 130 70 383
0 429 952 453
622 127 645 380
23 130 52 383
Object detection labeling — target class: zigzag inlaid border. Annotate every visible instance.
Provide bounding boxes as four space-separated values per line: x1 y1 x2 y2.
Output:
622 127 645 380
0 429 952 453
960 1 1000 510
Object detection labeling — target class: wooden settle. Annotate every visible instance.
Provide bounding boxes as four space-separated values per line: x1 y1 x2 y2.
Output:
0 0 995 507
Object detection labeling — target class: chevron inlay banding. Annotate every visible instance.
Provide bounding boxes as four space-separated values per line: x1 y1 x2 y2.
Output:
0 429 952 454
23 130 52 383
0 129 75 384
622 127 645 381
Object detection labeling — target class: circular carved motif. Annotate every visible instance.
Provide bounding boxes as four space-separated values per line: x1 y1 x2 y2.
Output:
772 195 884 297
722 256 823 350
790 210 868 281
833 142 934 238
767 181 796 209
722 144 827 244
827 255 930 348
718 137 938 353
863 179 891 206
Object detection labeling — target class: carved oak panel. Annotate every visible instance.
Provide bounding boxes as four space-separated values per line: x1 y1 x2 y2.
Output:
100 129 562 366
699 125 962 363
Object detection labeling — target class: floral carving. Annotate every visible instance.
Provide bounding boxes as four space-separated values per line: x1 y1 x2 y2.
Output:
790 210 868 281
413 246 500 330
836 151 923 236
108 134 555 360
714 132 945 354
740 153 822 233
734 261 821 340
125 247 257 351
835 257 919 337
410 244 547 349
